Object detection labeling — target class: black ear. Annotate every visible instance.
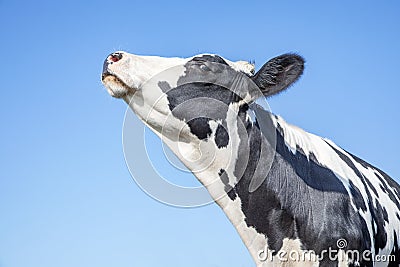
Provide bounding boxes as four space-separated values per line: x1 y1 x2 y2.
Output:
251 54 305 97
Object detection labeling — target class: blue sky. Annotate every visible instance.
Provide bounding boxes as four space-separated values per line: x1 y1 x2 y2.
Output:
1 1 399 266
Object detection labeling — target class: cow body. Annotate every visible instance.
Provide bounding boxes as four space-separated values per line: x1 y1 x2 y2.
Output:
101 51 400 266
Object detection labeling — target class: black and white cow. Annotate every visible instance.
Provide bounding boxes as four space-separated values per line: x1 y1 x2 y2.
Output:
101 51 400 267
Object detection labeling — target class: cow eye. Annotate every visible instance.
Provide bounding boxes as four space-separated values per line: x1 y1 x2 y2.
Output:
200 64 211 71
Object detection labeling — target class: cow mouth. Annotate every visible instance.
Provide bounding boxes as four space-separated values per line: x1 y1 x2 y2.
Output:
101 73 136 98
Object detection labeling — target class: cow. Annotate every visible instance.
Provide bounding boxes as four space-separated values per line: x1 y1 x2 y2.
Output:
101 51 400 267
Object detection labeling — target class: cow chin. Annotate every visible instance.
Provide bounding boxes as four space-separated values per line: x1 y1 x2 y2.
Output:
102 75 135 98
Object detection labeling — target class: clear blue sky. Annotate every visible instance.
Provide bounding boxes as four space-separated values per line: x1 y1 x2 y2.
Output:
1 1 399 266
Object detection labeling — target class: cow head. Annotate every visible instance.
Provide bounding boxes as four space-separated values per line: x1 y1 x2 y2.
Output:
101 51 304 188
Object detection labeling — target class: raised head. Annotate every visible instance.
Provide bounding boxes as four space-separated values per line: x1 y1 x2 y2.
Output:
101 51 304 141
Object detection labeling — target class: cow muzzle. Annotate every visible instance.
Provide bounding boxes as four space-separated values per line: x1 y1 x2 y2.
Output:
101 52 136 98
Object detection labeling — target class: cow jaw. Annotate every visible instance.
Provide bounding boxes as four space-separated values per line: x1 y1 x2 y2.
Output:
102 74 135 98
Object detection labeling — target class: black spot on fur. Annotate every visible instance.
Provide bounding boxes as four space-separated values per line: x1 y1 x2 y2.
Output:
165 55 243 142
380 184 388 193
219 169 228 185
215 124 229 148
219 169 236 200
388 232 400 266
364 177 379 197
373 199 388 252
187 117 212 140
383 206 389 223
347 180 367 211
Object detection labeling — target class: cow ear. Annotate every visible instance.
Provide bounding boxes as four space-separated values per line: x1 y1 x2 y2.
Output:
251 54 304 97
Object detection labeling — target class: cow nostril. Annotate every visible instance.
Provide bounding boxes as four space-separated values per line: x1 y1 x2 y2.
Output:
108 53 123 63
110 55 119 62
